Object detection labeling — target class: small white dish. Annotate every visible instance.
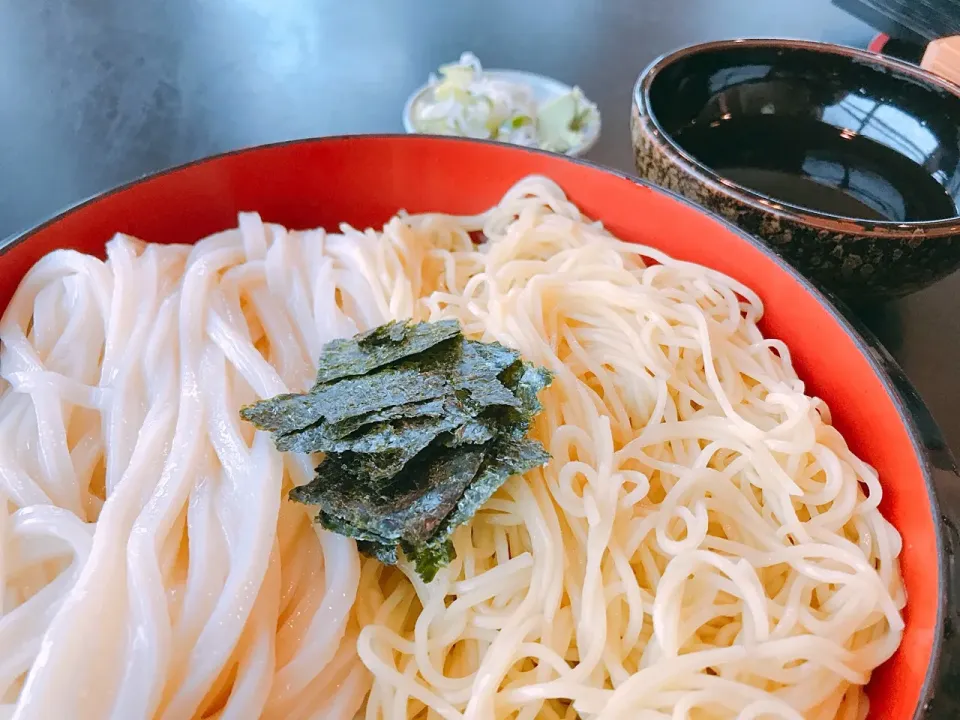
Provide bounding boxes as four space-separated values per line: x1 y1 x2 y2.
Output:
402 69 601 158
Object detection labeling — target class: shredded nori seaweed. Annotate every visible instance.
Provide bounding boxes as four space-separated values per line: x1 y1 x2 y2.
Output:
403 538 456 583
243 319 552 582
312 319 461 385
325 397 451 439
238 393 327 436
276 404 469 456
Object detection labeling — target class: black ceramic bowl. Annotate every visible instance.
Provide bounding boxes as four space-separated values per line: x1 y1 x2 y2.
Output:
631 38 960 301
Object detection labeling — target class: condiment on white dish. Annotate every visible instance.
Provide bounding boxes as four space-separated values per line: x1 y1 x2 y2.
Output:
403 52 601 156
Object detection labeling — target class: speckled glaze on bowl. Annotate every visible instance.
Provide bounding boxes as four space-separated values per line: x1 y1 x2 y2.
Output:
631 38 960 301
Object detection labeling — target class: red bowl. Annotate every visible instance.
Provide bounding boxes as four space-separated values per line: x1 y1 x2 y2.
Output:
1 135 957 718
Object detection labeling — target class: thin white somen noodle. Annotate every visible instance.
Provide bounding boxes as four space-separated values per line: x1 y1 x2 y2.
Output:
0 176 904 719
359 177 903 719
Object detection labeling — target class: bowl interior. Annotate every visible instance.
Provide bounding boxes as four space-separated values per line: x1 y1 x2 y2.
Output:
0 135 941 717
644 42 960 223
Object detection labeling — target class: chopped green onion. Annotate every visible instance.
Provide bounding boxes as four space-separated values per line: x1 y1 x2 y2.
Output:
412 52 599 154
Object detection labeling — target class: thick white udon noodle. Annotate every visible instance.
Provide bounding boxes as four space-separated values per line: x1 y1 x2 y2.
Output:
0 177 905 720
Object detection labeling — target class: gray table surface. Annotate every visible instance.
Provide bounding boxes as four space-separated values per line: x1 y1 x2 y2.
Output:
1 0 957 455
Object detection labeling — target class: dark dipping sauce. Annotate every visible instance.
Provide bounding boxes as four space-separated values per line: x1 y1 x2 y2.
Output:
674 116 956 222
646 45 960 223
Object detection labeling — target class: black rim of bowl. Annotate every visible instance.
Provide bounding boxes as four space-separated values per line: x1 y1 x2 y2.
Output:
635 38 960 238
0 134 952 717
